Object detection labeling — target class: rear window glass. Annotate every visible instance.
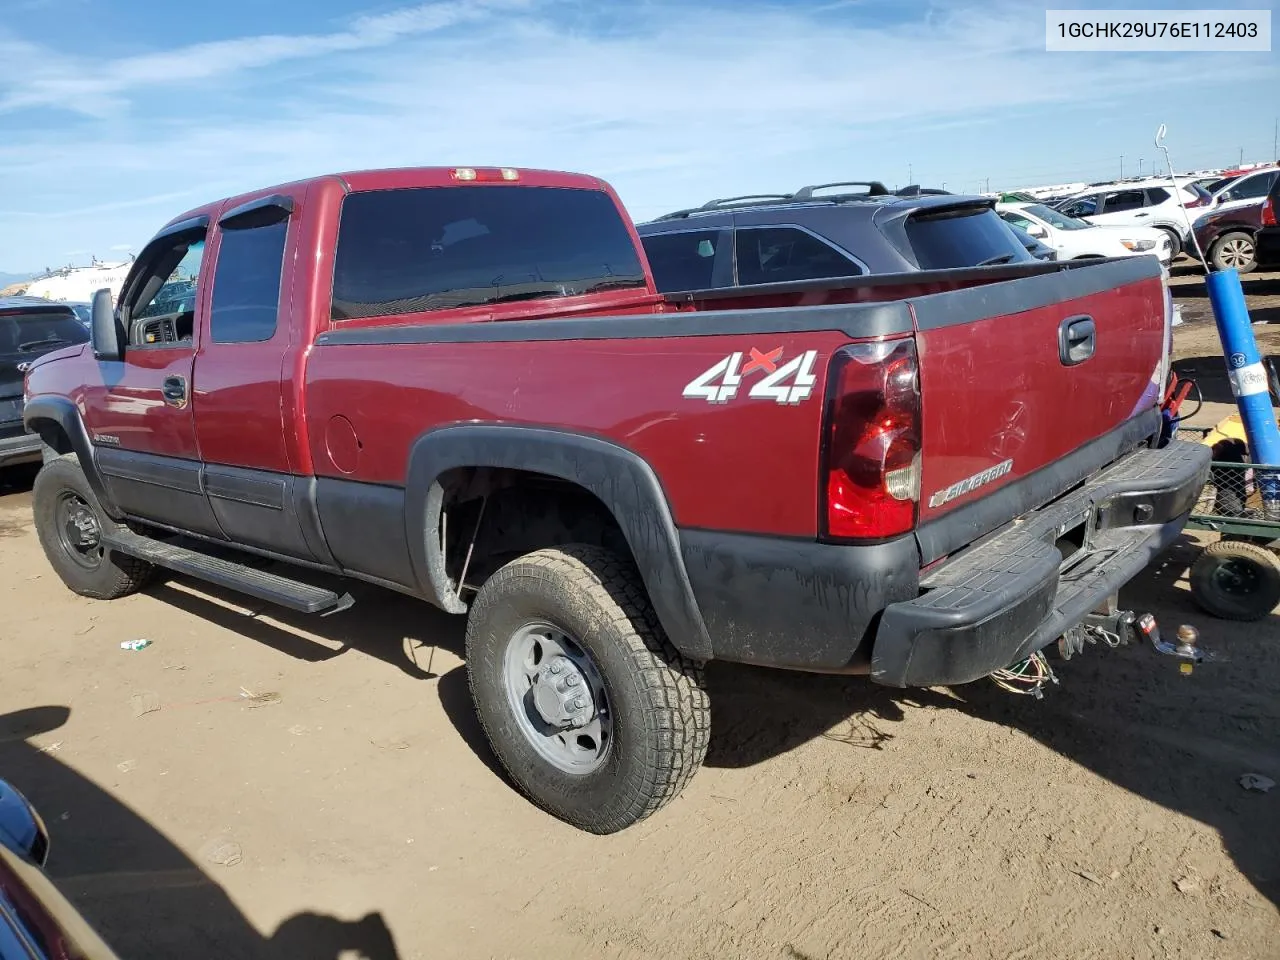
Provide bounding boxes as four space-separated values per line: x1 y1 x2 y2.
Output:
331 186 646 320
903 207 1031 270
1144 187 1171 204
641 230 723 291
0 310 89 355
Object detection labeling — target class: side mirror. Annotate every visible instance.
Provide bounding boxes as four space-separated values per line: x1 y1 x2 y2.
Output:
90 287 122 361
1028 226 1048 239
0 779 50 867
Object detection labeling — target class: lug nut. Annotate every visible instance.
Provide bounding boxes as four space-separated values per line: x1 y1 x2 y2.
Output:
565 675 579 687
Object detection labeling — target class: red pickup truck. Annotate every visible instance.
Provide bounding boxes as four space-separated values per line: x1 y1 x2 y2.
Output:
22 166 1209 833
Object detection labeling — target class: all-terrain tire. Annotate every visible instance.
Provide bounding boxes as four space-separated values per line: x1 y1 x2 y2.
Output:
32 454 155 600
1189 538 1280 622
465 544 710 834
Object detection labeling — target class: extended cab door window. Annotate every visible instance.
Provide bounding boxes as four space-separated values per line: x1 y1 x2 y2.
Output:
209 212 289 343
330 186 646 320
733 226 865 285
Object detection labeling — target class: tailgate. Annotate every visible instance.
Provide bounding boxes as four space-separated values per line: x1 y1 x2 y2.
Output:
911 258 1168 546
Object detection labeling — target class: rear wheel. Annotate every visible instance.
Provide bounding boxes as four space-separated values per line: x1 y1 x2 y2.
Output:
465 544 709 834
32 454 155 600
1209 231 1257 273
1189 539 1280 622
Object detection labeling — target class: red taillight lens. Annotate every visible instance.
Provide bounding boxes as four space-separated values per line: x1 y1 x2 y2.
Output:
1185 197 1205 208
821 338 921 541
1264 197 1277 227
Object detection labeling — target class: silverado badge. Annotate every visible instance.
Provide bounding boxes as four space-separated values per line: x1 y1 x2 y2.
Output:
928 459 1014 509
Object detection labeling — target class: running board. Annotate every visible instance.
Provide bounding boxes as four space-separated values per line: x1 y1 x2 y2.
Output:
102 527 355 616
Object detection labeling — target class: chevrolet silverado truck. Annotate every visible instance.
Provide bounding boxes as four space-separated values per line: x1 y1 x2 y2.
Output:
22 166 1210 834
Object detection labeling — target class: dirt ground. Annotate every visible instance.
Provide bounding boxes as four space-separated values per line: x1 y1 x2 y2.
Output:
2 271 1279 960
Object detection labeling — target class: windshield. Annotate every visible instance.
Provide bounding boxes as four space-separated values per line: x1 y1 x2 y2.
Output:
0 310 90 355
1024 203 1091 231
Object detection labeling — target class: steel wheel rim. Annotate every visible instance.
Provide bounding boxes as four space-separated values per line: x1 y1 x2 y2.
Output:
502 621 612 775
55 492 103 570
1219 238 1254 269
1212 558 1261 597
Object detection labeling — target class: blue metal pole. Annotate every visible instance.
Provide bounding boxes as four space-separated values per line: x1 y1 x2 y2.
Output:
1205 267 1280 516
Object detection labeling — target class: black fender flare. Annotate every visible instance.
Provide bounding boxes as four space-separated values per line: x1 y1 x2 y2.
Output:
404 425 713 661
22 396 122 520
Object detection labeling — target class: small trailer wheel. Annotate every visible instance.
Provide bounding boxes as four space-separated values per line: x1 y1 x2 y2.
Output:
1189 539 1280 622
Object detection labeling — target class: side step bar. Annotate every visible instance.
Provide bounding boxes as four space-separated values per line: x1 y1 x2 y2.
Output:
102 527 354 616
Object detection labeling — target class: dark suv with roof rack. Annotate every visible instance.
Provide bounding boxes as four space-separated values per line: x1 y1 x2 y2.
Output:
1 297 89 469
636 181 1035 293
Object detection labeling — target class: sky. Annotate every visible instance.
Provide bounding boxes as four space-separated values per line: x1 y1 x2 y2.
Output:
0 0 1276 272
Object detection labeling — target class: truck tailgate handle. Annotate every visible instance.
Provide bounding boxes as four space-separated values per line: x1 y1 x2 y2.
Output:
1059 316 1095 366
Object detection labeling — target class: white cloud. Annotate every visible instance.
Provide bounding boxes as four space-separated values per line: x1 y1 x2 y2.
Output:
0 0 1273 266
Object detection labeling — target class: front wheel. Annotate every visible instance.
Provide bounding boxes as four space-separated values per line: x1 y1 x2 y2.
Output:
1189 539 1280 622
465 545 709 834
32 454 155 600
1158 228 1183 261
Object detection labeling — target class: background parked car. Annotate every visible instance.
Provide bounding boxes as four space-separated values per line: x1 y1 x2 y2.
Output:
1003 220 1056 260
1054 178 1211 257
1192 197 1271 273
996 201 1172 263
0 297 90 469
1251 176 1280 270
66 301 92 327
1205 165 1280 216
637 182 1034 292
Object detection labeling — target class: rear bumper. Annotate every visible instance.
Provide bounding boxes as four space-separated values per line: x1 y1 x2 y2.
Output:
0 429 41 468
870 439 1210 687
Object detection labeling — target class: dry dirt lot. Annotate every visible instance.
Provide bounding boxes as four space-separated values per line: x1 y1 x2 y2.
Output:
2 276 1279 960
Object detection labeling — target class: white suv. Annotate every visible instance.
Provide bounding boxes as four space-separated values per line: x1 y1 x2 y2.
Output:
996 202 1174 265
1206 166 1280 215
1054 179 1211 257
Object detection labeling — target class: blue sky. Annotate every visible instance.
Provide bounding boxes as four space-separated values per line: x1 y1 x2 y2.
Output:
0 0 1276 271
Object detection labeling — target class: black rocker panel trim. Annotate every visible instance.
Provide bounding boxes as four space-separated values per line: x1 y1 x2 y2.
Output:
405 425 714 660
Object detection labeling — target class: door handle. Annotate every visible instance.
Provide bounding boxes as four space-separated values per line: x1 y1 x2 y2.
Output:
1059 316 1096 366
1134 212 1150 217
161 375 188 408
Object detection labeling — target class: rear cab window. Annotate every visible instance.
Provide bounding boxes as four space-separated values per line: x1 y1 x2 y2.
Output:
902 207 1031 269
331 186 646 320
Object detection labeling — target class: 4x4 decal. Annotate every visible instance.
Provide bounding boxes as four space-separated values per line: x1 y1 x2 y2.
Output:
683 347 819 405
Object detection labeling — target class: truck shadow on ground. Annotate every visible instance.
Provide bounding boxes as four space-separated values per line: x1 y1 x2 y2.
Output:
0 705 403 960
143 540 1279 914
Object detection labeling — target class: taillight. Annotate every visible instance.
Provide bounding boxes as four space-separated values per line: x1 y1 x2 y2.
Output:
1185 197 1205 208
820 338 921 541
1264 197 1277 227
451 167 520 182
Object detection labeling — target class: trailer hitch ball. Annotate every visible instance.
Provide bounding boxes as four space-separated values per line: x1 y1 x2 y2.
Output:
1137 614 1205 673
